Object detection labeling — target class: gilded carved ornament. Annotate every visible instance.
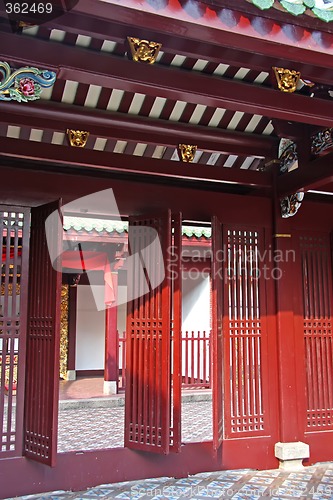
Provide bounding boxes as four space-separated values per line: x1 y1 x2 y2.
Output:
273 67 301 93
60 285 69 380
178 144 197 163
67 129 90 148
127 37 162 64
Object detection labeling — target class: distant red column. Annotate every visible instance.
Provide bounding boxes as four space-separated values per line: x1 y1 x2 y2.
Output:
67 286 77 380
104 273 119 394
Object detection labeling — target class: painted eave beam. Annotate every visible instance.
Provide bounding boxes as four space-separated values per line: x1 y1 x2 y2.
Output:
0 101 278 158
17 0 333 85
0 137 272 188
2 34 333 128
278 152 333 196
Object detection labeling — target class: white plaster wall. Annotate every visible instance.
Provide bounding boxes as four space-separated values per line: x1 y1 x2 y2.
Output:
181 272 210 381
117 285 127 335
182 271 210 332
76 285 105 370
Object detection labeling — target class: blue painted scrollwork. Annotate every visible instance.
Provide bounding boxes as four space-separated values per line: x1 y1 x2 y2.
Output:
0 61 56 102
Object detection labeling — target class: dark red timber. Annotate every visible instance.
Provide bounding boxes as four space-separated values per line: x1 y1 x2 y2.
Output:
170 213 182 453
24 201 62 466
223 226 271 439
0 207 30 458
211 216 223 451
125 211 182 454
297 232 333 454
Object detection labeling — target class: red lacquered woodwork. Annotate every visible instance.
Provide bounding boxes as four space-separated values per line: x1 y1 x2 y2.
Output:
24 201 62 466
124 211 182 454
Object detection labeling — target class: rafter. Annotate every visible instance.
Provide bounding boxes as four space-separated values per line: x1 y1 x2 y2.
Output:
2 33 333 128
278 152 333 196
3 0 331 85
0 101 278 158
0 137 272 188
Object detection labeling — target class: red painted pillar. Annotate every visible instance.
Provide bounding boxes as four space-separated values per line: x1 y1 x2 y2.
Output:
67 285 77 380
104 272 119 395
273 180 305 444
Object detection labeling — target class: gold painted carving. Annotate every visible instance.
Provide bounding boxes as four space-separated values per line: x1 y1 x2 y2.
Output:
60 284 69 380
67 129 89 148
178 144 197 163
127 37 162 64
1 283 20 296
273 67 301 93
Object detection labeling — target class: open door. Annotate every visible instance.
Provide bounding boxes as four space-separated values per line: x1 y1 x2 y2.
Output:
24 200 62 466
125 211 182 454
211 216 224 451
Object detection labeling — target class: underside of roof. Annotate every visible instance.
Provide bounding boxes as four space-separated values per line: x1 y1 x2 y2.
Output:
1 0 333 203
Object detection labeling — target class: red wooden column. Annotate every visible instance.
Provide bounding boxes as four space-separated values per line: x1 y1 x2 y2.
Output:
66 285 77 381
273 182 304 443
104 272 118 395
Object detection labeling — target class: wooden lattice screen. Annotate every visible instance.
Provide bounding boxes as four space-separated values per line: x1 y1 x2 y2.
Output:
125 211 181 454
211 216 223 450
300 234 333 431
0 207 29 456
24 201 62 466
223 228 267 438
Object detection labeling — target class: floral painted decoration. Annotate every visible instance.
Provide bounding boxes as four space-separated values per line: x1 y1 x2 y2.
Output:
247 0 333 22
0 61 56 102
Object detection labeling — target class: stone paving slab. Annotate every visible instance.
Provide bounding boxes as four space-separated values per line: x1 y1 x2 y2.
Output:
7 463 333 499
58 400 213 452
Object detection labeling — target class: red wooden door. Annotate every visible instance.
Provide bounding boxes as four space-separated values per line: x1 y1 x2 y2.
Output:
296 231 333 460
24 200 62 466
222 227 271 439
0 207 30 457
211 216 223 451
125 211 182 454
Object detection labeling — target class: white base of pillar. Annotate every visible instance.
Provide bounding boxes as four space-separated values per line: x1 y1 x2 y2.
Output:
275 442 309 470
103 380 117 395
66 370 76 381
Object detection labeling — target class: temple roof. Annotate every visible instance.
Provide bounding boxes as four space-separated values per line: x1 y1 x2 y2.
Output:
1 0 333 203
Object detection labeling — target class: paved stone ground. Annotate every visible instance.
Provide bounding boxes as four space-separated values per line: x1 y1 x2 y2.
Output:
58 400 213 452
9 463 333 499
6 388 333 499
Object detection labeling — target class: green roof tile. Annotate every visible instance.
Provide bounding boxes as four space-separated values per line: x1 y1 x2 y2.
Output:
64 217 211 239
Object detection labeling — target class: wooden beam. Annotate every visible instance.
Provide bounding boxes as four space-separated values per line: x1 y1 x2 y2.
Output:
0 137 272 188
278 152 333 195
271 120 313 142
0 101 278 158
10 0 333 86
2 33 333 128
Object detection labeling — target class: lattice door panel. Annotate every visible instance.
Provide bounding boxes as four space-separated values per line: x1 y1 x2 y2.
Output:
223 228 267 438
24 201 62 466
211 216 223 450
0 207 29 456
125 211 181 454
299 234 333 431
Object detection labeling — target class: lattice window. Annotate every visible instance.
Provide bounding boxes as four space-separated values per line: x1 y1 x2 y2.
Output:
300 235 333 430
226 229 264 436
0 209 28 455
